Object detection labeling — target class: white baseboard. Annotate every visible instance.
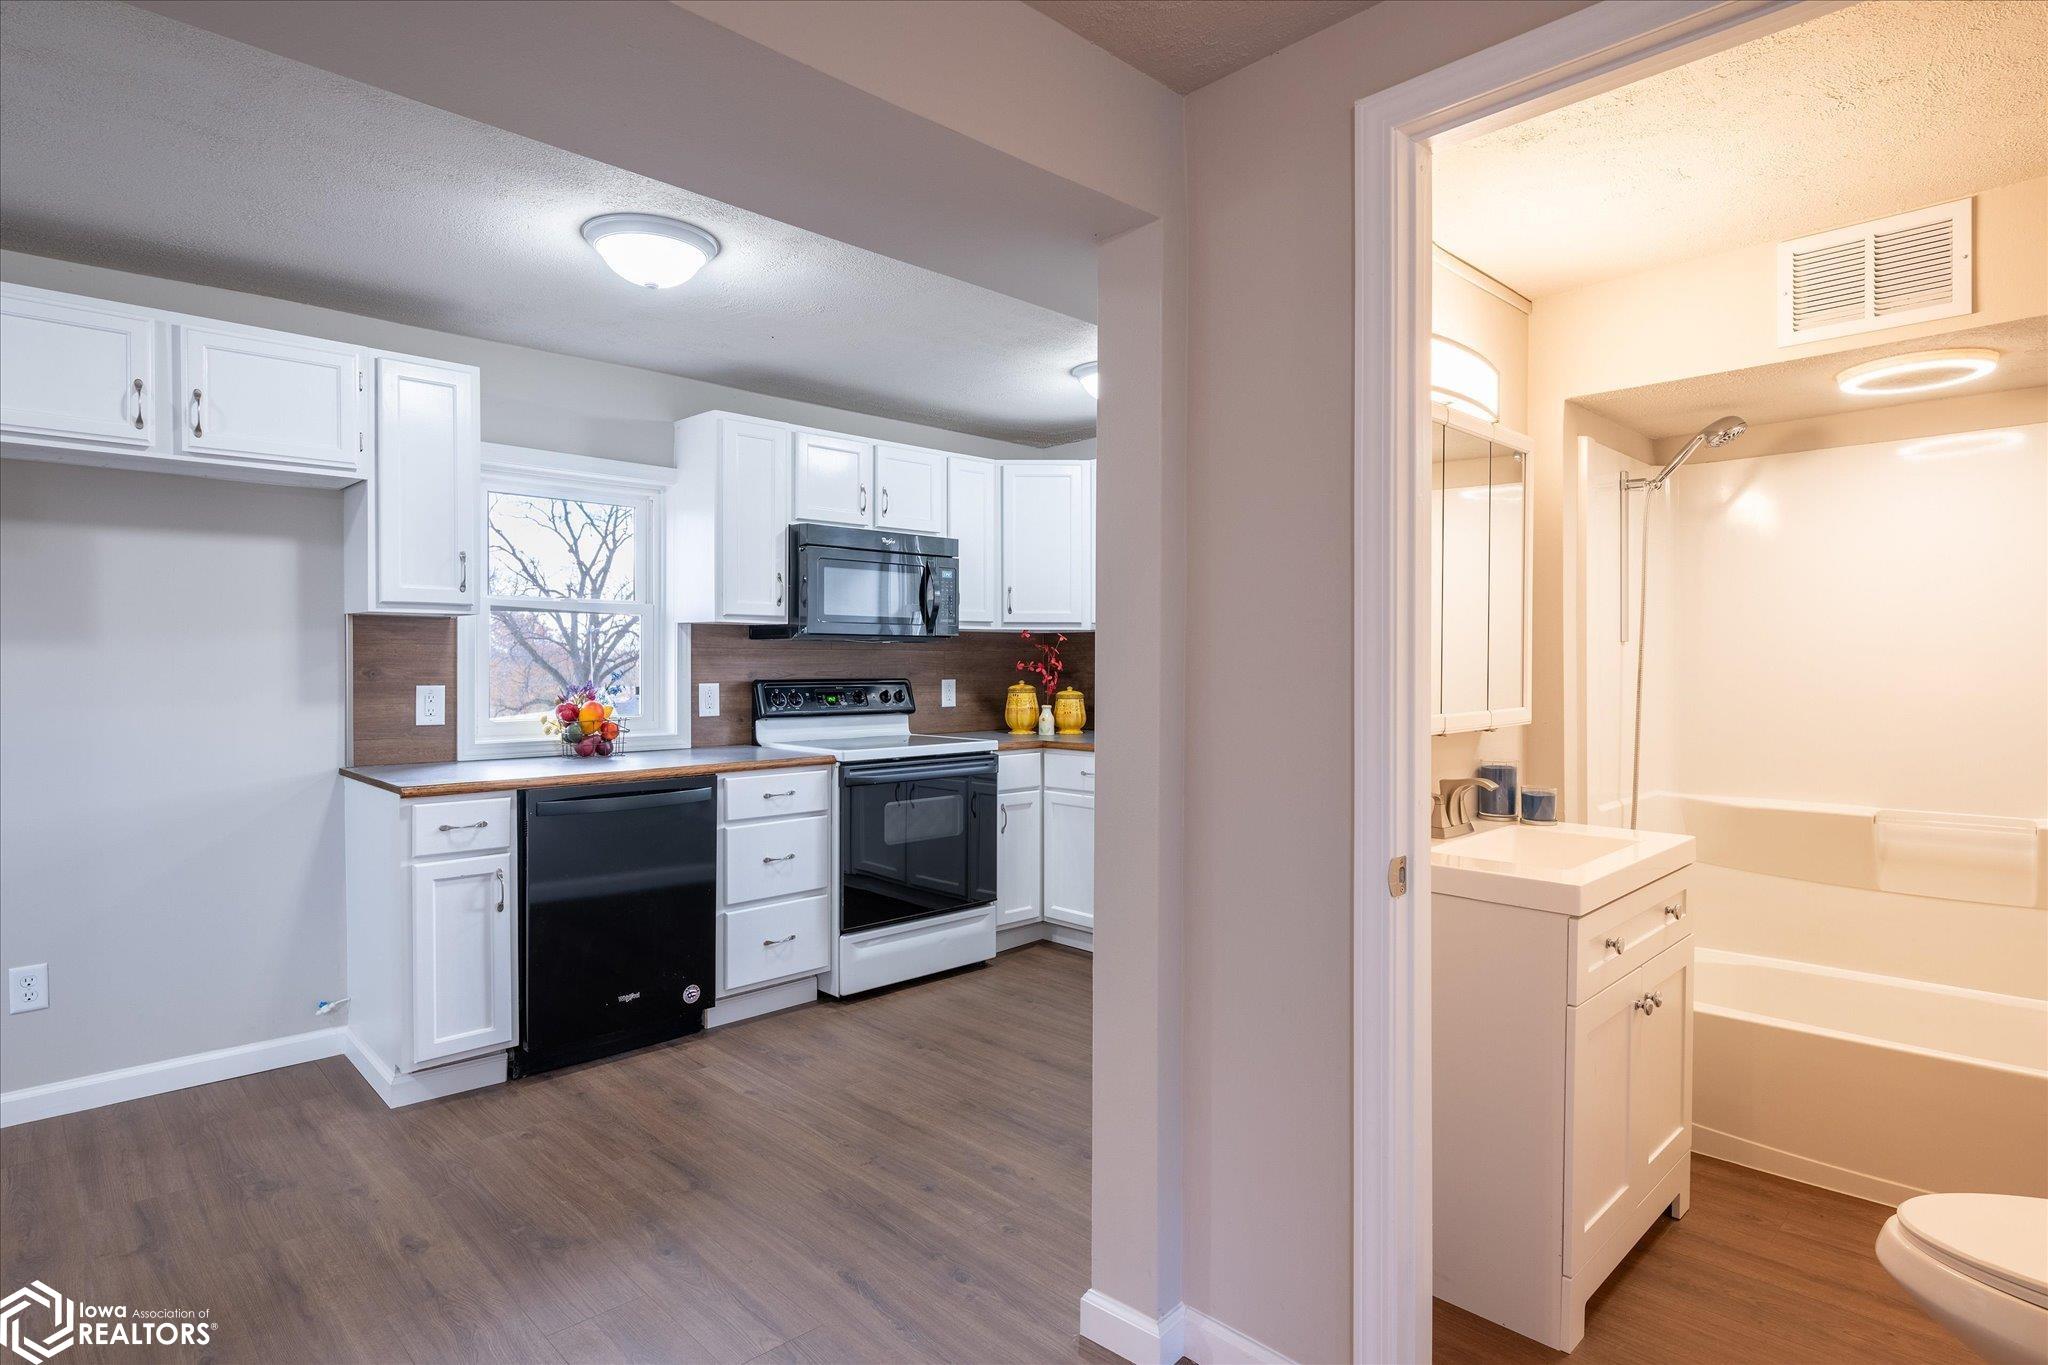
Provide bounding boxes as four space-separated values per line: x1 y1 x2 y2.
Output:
340 1029 506 1109
1080 1290 1293 1365
1696 1124 1923 1208
705 976 817 1028
998 921 1094 954
0 1026 345 1128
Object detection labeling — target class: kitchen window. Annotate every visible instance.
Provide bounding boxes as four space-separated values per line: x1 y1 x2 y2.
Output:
464 446 684 756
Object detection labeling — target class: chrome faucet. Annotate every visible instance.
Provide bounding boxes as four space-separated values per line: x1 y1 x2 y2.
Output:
1432 776 1499 840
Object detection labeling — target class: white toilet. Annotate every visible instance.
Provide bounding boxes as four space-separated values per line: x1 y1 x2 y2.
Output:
1877 1193 2048 1364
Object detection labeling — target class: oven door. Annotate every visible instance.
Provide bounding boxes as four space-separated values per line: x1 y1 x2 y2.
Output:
839 755 997 933
795 542 951 638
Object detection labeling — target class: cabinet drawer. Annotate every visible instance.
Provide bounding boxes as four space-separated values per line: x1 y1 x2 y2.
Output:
1044 751 1095 793
724 768 831 821
724 814 831 907
1570 869 1690 1005
999 752 1042 792
722 895 832 993
410 796 513 858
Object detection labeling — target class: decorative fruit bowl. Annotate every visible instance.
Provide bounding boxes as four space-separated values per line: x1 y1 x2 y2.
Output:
540 683 627 758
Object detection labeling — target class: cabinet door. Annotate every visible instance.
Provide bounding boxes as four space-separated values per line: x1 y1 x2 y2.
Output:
1043 789 1095 930
719 420 794 621
1438 422 1491 731
1487 441 1530 724
1001 461 1091 625
948 456 1000 627
995 788 1043 927
792 430 873 526
874 444 948 534
0 289 157 449
410 853 515 1067
1564 971 1637 1275
1629 943 1693 1197
178 324 362 472
374 357 479 610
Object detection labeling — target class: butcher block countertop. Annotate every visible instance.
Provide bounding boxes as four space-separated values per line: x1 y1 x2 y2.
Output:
963 731 1095 752
340 746 833 799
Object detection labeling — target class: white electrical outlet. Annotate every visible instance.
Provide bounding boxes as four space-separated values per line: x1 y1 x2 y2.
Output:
698 683 720 717
8 963 48 1014
940 678 957 707
415 684 446 726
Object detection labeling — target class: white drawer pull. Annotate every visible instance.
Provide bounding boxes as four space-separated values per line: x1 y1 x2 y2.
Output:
762 853 797 864
762 933 798 947
438 820 489 833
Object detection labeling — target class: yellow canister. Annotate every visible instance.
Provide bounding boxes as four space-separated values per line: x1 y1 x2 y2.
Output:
1005 682 1040 735
1053 687 1087 735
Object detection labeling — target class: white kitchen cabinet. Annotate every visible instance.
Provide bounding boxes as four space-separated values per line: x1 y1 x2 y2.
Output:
873 444 948 534
713 770 835 1010
176 322 363 475
409 851 516 1066
948 455 1001 627
1043 788 1096 931
1434 868 1694 1352
793 429 874 526
351 356 480 612
675 413 795 623
1002 461 1093 626
0 285 158 452
995 787 1043 927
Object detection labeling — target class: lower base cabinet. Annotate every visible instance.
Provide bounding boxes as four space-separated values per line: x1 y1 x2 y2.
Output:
1043 790 1095 930
994 787 1043 927
994 749 1095 945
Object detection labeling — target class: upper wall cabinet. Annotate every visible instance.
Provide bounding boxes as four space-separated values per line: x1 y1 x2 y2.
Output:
1432 406 1532 734
0 288 157 452
176 324 363 475
1002 461 1093 627
345 356 481 614
675 412 794 624
792 430 874 526
947 455 1000 628
873 444 947 535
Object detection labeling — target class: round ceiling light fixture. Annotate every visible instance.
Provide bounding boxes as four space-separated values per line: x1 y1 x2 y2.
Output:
1835 348 1999 397
1071 361 1099 398
581 213 721 289
1897 429 2025 462
1430 334 1500 422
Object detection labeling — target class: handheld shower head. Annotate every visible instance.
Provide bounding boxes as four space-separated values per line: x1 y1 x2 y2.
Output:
1649 414 1747 489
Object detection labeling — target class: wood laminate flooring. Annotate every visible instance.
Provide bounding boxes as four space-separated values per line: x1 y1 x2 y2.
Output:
3 943 1970 1364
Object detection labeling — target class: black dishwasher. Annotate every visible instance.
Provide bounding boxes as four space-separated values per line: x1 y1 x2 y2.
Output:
514 779 716 1077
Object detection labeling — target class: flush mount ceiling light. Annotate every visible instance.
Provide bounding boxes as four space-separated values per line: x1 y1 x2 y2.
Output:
1071 361 1099 398
1835 347 1999 397
581 213 720 289
1430 334 1500 421
1898 429 2025 462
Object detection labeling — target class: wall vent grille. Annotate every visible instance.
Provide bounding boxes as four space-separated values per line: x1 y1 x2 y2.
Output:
1776 198 1972 347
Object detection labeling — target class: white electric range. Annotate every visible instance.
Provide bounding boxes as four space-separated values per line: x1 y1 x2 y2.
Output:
754 679 999 994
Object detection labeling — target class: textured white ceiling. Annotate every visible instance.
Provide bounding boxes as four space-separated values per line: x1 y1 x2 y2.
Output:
0 1 1098 446
1435 0 2048 299
1577 316 2048 441
1024 0 1376 94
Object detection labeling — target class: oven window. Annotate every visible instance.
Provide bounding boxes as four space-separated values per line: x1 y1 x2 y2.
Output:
819 557 922 622
882 794 965 844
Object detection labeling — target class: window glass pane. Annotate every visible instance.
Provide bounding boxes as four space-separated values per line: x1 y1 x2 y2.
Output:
489 610 642 719
488 493 637 601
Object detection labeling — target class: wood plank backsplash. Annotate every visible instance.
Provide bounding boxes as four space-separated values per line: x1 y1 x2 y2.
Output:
690 626 1094 747
348 614 458 766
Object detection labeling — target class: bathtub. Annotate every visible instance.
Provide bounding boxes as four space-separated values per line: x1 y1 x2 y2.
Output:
1694 949 2048 1205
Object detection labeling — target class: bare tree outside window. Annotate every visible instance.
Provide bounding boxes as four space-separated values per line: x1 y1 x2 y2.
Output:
486 493 645 719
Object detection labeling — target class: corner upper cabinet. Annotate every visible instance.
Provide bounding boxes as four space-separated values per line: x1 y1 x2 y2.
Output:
175 322 364 476
1432 405 1532 733
0 285 159 453
674 412 794 624
793 430 874 526
1001 461 1093 626
948 455 1001 628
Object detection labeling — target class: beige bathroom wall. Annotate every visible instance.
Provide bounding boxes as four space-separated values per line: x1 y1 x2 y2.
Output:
1650 385 2048 463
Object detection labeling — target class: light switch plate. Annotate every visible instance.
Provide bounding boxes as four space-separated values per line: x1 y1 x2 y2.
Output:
698 683 720 717
415 684 445 726
940 679 956 707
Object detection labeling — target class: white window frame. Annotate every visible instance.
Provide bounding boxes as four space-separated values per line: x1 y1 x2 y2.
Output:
459 443 690 759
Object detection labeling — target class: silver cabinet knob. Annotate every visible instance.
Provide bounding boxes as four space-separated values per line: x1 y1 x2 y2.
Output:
1603 936 1625 954
458 549 468 594
1664 902 1687 919
1634 995 1653 1014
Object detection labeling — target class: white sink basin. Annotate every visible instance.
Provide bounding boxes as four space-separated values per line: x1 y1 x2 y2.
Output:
1432 820 1695 915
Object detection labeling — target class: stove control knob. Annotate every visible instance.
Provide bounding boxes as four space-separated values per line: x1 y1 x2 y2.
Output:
851 688 868 705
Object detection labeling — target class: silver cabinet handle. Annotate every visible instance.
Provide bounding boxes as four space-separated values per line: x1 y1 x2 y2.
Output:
1634 994 1654 1014
494 867 506 913
438 820 489 832
762 853 796 864
189 387 203 438
1080 770 1093 778
763 789 796 799
762 933 798 947
1665 902 1687 920
1650 991 1664 1007
859 484 868 514
1603 936 1625 954
1007 586 1014 613
130 377 145 430
458 550 468 593
1000 803 1009 833
881 487 889 517
776 571 784 606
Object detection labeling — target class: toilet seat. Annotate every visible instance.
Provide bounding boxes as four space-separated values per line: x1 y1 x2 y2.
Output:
1897 1194 2048 1309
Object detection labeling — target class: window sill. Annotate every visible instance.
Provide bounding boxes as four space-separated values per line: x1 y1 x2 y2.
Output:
460 728 691 762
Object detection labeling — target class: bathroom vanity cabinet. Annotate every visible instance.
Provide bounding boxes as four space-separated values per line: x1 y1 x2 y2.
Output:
1431 403 1532 734
1433 864 1696 1352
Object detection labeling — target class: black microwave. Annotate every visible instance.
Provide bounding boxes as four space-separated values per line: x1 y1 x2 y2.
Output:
750 523 961 640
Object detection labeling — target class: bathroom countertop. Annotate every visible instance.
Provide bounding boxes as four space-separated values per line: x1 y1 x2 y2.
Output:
959 730 1095 752
340 746 834 799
